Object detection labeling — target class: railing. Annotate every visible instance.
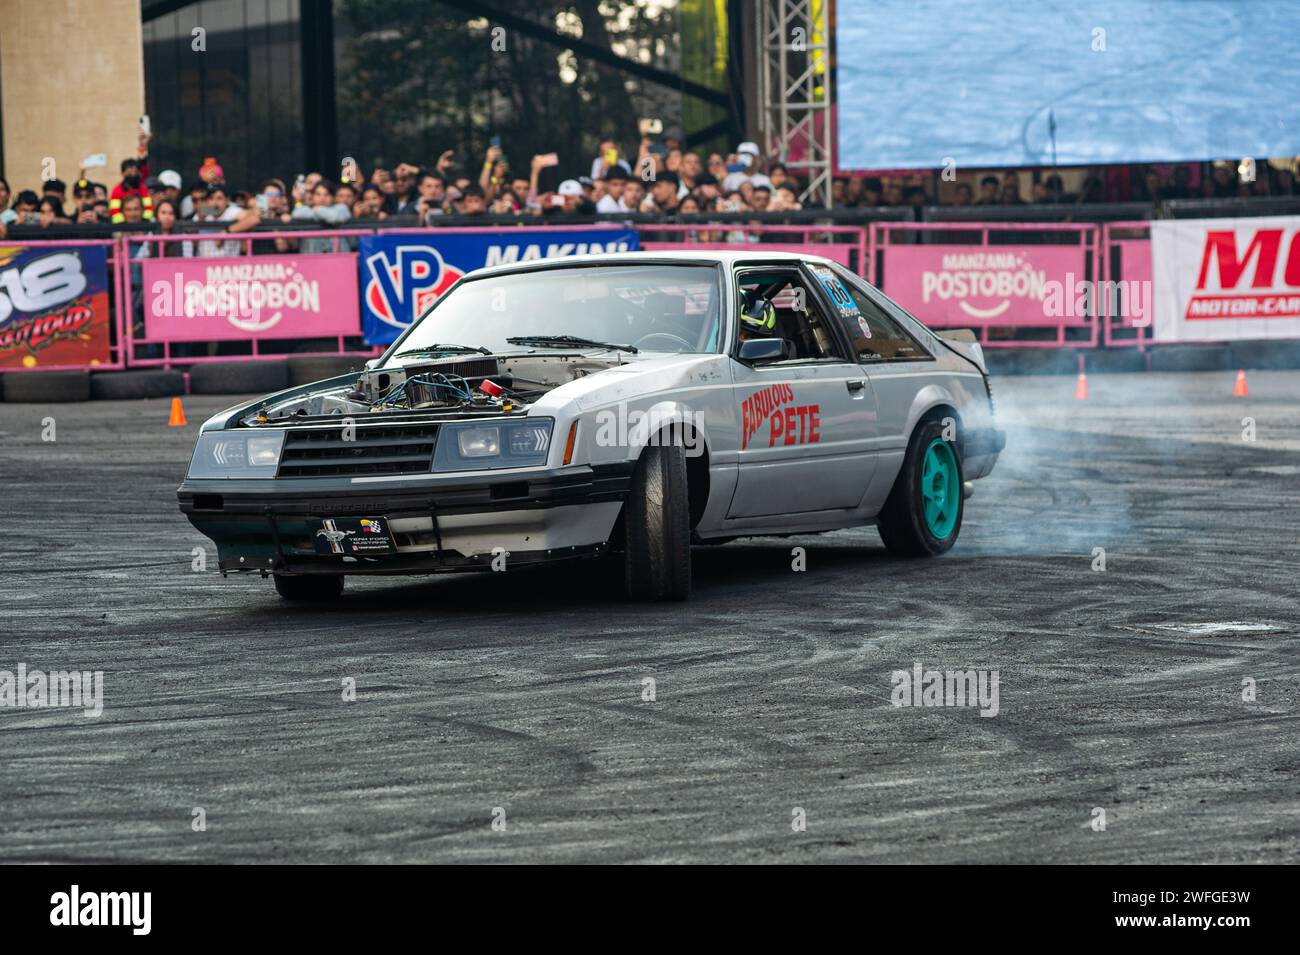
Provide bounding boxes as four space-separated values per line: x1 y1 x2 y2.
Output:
1100 221 1153 349
25 204 1300 374
120 229 377 368
872 221 1101 347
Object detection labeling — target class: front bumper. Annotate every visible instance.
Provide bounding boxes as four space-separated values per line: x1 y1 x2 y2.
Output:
178 462 633 575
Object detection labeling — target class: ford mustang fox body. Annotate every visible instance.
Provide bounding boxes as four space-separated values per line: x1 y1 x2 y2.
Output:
177 251 1004 601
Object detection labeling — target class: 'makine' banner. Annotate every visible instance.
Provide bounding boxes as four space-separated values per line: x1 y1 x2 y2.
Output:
359 228 639 345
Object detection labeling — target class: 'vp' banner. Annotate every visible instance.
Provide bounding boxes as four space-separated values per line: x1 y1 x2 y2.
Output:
359 228 638 345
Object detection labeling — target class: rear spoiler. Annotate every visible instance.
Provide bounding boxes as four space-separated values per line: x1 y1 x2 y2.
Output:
935 328 987 373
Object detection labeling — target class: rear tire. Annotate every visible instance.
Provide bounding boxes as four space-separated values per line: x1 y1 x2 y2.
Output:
623 442 692 601
877 417 964 557
273 573 344 602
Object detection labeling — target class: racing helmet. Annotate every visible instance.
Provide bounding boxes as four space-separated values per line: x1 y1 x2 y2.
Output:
739 296 777 335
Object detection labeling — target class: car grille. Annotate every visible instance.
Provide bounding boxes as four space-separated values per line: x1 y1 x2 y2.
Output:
277 424 439 478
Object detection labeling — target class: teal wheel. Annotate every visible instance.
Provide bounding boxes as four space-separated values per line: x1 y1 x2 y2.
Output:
877 417 965 557
920 438 960 540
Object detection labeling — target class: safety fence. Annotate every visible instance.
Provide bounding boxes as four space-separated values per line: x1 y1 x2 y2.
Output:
5 213 1299 373
870 222 1101 348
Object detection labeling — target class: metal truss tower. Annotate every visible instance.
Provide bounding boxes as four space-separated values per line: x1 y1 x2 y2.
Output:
756 0 834 208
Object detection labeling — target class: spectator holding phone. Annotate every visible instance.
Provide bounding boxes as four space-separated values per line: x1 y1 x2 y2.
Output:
11 190 40 225
479 143 510 200
416 172 446 219
590 140 631 182
291 178 352 252
38 196 69 228
528 152 560 210
356 183 389 220
71 179 101 220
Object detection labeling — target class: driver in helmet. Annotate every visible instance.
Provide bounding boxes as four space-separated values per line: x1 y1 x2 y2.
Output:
738 293 778 341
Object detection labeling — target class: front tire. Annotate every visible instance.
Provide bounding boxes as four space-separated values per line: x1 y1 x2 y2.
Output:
877 417 964 557
273 573 345 602
623 443 692 601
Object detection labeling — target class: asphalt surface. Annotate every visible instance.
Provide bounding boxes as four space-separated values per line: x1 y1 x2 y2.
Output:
1 370 1297 864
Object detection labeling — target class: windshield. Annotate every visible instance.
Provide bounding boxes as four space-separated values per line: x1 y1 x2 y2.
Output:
388 264 722 361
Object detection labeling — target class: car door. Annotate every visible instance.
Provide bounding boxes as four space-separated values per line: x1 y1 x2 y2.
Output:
726 265 879 519
829 266 938 447
823 264 941 513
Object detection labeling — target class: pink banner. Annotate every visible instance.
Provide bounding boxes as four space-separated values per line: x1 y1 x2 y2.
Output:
882 244 1089 326
142 253 359 342
641 241 854 267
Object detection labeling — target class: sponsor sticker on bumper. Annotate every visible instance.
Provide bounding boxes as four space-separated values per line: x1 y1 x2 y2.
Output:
314 517 397 555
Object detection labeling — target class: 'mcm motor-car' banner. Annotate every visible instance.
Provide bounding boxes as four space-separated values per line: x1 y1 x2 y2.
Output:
1150 215 1300 342
143 254 360 342
0 244 111 369
359 228 639 345
881 244 1090 327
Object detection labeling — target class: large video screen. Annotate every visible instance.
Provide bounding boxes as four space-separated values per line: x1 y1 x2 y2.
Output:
836 0 1300 169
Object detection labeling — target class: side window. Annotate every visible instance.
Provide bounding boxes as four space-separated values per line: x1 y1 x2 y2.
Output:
736 270 846 361
822 269 930 362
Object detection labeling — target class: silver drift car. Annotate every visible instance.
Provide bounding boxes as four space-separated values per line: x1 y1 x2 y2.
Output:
177 251 1004 601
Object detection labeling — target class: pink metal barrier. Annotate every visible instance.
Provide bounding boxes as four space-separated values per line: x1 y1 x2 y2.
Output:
639 223 871 279
120 229 377 368
2 221 1164 377
0 238 128 373
872 222 1101 347
1100 221 1153 348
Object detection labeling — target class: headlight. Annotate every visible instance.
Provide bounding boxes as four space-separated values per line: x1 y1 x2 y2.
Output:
187 430 285 479
433 419 552 471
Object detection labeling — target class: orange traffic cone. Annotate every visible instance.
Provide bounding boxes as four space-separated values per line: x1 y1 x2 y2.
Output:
168 397 188 426
1074 372 1089 400
1233 369 1249 398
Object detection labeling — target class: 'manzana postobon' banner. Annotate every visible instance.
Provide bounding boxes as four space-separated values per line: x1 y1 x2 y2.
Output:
359 228 639 345
1151 216 1300 342
0 244 111 368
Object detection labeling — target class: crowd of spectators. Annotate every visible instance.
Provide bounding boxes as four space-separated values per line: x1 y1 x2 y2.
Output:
2 123 1297 244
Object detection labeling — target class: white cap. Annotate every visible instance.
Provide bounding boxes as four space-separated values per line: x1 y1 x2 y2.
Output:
557 179 583 197
158 169 182 190
736 141 761 157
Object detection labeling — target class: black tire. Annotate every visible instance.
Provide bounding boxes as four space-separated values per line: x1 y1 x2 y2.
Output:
286 355 366 387
273 573 344 602
1 370 91 403
90 369 186 400
623 442 692 601
189 360 289 395
877 416 964 557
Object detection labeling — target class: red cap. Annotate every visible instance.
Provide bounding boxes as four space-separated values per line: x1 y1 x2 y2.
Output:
478 378 503 397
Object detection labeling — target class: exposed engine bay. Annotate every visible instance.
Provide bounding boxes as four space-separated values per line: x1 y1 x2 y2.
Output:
244 353 626 426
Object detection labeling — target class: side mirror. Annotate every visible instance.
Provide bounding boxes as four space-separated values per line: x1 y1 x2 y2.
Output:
738 338 786 363
363 358 380 371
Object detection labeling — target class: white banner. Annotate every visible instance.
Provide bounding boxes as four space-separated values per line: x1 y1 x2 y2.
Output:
1151 215 1300 342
